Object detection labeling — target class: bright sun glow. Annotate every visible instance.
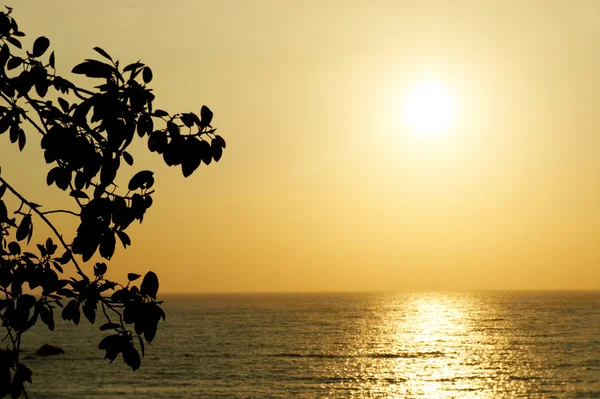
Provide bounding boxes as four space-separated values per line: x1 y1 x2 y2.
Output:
403 78 456 136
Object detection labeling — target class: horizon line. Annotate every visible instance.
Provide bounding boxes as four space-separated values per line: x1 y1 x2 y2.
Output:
159 288 600 295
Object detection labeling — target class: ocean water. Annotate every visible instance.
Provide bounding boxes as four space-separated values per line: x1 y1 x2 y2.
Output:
20 291 600 398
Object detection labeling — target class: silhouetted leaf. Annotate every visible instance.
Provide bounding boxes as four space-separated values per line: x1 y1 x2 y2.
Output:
99 231 116 259
15 364 33 385
128 170 154 191
123 347 141 371
127 273 141 282
153 109 169 118
140 271 159 299
61 300 80 325
9 124 17 143
93 47 112 62
32 36 50 57
180 113 195 128
72 59 114 79
40 306 54 331
181 137 201 177
211 138 223 162
82 303 96 324
57 97 69 113
215 134 226 149
123 61 144 72
199 140 212 165
94 262 107 277
6 56 22 70
70 190 89 199
8 241 20 255
98 334 126 363
123 151 134 166
142 66 152 84
147 130 167 153
7 36 21 49
49 50 55 68
17 128 25 151
16 214 31 242
116 230 131 248
199 105 213 128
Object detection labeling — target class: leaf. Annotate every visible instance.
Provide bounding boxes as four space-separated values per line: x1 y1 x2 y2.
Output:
199 105 213 128
61 300 81 325
180 113 195 128
72 59 114 79
199 140 212 165
142 66 152 84
123 61 144 72
32 36 50 57
181 137 201 177
122 151 134 166
125 273 141 282
99 231 116 260
40 306 54 331
100 322 120 331
93 47 112 62
6 56 22 70
94 262 108 277
7 36 21 49
82 304 96 324
140 271 159 299
0 184 5 199
49 51 55 69
215 134 226 149
211 138 223 162
58 97 69 113
128 170 154 191
123 347 141 371
16 214 31 242
70 189 89 199
17 128 25 151
8 241 21 255
144 321 157 343
98 334 126 363
9 124 18 143
153 109 169 118
116 230 131 248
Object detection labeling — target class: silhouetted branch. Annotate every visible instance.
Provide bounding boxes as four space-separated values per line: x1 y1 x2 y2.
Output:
40 209 80 217
0 176 87 279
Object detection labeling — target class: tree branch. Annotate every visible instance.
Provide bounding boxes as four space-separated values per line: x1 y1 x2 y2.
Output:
0 176 87 279
41 209 80 217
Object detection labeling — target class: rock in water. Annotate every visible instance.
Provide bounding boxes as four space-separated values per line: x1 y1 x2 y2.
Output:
35 344 64 356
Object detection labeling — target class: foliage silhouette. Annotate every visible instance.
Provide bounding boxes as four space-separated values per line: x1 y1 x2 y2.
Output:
0 6 225 398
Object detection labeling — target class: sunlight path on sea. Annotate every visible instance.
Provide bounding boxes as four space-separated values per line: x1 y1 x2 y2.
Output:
342 293 535 398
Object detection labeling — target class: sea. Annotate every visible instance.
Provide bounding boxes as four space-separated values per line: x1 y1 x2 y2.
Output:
20 291 600 398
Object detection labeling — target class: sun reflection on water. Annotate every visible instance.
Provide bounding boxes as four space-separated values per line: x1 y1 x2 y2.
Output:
344 292 548 398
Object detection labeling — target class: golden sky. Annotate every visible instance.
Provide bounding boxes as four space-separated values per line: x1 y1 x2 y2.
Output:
1 1 599 292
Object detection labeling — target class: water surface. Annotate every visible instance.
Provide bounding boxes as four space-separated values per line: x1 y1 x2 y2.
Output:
23 291 600 398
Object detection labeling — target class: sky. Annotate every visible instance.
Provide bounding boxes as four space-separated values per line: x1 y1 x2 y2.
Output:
1 0 599 292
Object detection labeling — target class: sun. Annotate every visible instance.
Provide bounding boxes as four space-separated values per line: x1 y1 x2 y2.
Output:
402 78 456 136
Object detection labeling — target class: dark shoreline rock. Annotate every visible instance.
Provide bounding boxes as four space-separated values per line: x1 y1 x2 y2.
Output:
35 344 64 357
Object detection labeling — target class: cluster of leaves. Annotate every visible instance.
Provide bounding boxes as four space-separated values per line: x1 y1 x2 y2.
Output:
0 6 225 398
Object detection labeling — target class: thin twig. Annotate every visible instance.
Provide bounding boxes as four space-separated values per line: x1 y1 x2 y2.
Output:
41 209 80 217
